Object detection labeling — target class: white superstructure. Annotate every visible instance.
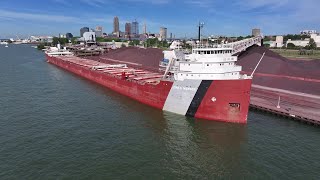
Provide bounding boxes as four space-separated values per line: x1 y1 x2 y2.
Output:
46 47 74 57
162 44 251 81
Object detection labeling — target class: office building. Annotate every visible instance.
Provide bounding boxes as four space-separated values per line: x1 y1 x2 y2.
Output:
143 23 147 34
95 26 103 37
160 27 167 40
80 27 89 37
83 32 96 42
113 16 119 33
252 28 261 37
301 30 317 35
125 23 131 36
275 36 283 48
131 20 139 36
66 33 73 39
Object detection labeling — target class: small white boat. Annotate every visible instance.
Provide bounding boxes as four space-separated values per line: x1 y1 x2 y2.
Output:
2 42 9 47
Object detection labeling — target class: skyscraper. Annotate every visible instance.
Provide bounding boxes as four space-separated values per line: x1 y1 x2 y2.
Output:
252 28 261 37
66 33 73 39
80 27 89 37
160 27 167 40
125 23 131 36
143 23 147 34
131 20 139 36
113 16 119 33
95 26 103 37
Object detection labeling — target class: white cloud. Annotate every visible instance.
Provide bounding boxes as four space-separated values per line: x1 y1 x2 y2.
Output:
238 0 289 10
0 10 80 23
80 0 107 7
78 0 169 7
185 0 214 8
52 0 71 5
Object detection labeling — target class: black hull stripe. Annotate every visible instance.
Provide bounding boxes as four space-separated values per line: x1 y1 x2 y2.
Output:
186 80 213 117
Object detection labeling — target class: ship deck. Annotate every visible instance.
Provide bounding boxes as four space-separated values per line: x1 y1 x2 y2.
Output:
57 56 165 84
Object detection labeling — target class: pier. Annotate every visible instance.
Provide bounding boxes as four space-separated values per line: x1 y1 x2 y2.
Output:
250 85 320 125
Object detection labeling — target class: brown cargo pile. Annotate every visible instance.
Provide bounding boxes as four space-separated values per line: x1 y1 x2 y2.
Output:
237 46 320 95
237 46 320 78
101 47 163 70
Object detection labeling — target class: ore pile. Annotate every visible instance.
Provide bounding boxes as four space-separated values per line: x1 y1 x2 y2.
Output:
237 46 320 95
101 47 163 71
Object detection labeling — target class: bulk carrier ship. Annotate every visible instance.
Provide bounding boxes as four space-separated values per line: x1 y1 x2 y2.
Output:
46 43 252 123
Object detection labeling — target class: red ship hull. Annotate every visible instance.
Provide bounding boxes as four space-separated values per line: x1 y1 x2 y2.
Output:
46 55 252 123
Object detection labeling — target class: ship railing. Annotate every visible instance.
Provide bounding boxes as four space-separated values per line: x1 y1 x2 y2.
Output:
192 44 225 49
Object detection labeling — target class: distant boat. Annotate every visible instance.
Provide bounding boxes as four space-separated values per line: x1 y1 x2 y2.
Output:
2 42 9 47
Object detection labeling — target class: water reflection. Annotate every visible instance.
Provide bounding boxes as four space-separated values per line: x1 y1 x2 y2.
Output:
159 112 248 178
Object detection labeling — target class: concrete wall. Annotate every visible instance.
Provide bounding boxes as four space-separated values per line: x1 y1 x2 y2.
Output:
83 32 96 42
286 39 309 47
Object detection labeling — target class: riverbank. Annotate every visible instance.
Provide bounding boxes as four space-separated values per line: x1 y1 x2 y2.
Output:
270 49 320 60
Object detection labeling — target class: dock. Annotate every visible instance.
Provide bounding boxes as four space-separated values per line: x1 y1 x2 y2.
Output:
250 84 320 125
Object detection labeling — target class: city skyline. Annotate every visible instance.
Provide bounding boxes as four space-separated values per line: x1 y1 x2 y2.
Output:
0 0 319 38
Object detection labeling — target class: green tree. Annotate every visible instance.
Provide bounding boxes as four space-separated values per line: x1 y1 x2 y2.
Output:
306 38 317 50
52 37 68 46
129 40 140 46
287 43 296 49
237 36 244 41
264 44 270 48
144 38 159 47
37 44 45 50
71 37 78 44
283 34 310 41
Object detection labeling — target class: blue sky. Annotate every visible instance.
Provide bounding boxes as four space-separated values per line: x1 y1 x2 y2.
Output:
0 0 319 38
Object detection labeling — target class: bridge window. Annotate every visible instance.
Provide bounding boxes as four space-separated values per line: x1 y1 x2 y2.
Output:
207 64 209 66
207 51 210 54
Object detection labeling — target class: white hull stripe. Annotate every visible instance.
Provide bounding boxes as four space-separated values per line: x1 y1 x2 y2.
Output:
163 80 202 115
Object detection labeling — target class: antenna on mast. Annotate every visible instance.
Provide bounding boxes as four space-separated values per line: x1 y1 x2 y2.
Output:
198 22 205 42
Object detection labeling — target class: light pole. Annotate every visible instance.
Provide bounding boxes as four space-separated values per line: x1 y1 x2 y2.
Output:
277 96 281 109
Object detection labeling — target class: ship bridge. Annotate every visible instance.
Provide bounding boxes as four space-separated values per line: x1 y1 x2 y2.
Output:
162 36 262 81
